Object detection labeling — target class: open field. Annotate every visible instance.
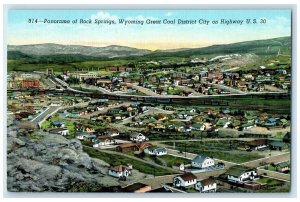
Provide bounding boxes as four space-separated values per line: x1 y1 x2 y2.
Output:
164 140 264 163
83 146 176 176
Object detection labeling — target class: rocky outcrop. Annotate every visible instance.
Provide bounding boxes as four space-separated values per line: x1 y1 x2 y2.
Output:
6 115 120 192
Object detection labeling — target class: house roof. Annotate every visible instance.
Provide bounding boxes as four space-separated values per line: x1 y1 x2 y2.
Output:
248 139 268 146
137 142 152 150
192 154 210 163
275 161 290 168
225 165 254 177
177 172 197 181
130 132 144 138
52 120 65 125
155 148 167 153
110 165 130 172
200 178 216 186
270 141 286 147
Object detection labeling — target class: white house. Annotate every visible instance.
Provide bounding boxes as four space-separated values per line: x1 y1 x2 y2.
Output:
108 164 132 178
144 147 167 156
225 165 258 184
52 120 65 128
48 128 69 136
76 133 96 141
107 129 120 137
173 173 197 188
195 178 217 193
191 124 206 131
93 136 115 147
130 132 147 142
192 155 214 169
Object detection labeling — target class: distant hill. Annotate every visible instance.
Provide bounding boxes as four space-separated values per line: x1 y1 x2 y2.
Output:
8 43 152 58
147 36 291 58
7 36 290 62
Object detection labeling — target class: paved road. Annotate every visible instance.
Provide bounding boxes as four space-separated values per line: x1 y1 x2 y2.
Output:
31 105 61 126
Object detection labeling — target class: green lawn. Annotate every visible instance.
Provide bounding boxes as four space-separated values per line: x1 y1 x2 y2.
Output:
256 177 285 186
158 155 190 167
83 146 177 176
264 165 276 171
164 141 264 163
41 115 76 138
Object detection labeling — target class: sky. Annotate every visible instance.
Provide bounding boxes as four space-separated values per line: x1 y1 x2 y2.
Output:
7 10 291 50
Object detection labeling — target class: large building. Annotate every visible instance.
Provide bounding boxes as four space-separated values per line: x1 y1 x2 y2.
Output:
21 80 40 89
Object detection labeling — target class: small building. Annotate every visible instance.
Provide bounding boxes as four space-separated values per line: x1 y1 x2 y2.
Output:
21 79 40 89
75 124 95 133
190 123 206 131
116 143 139 152
144 147 167 156
116 142 152 153
173 172 197 188
172 163 185 171
93 136 116 147
248 139 268 150
195 177 217 193
108 164 132 178
191 155 214 169
52 120 65 128
107 128 120 137
269 141 287 151
275 161 290 173
76 133 96 141
48 128 69 136
130 132 147 142
224 165 258 184
242 122 256 131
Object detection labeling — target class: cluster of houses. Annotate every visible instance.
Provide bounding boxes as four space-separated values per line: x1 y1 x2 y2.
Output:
93 102 149 123
82 77 142 95
73 64 291 97
126 107 289 135
172 164 258 192
173 173 217 192
8 92 52 121
59 100 117 118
